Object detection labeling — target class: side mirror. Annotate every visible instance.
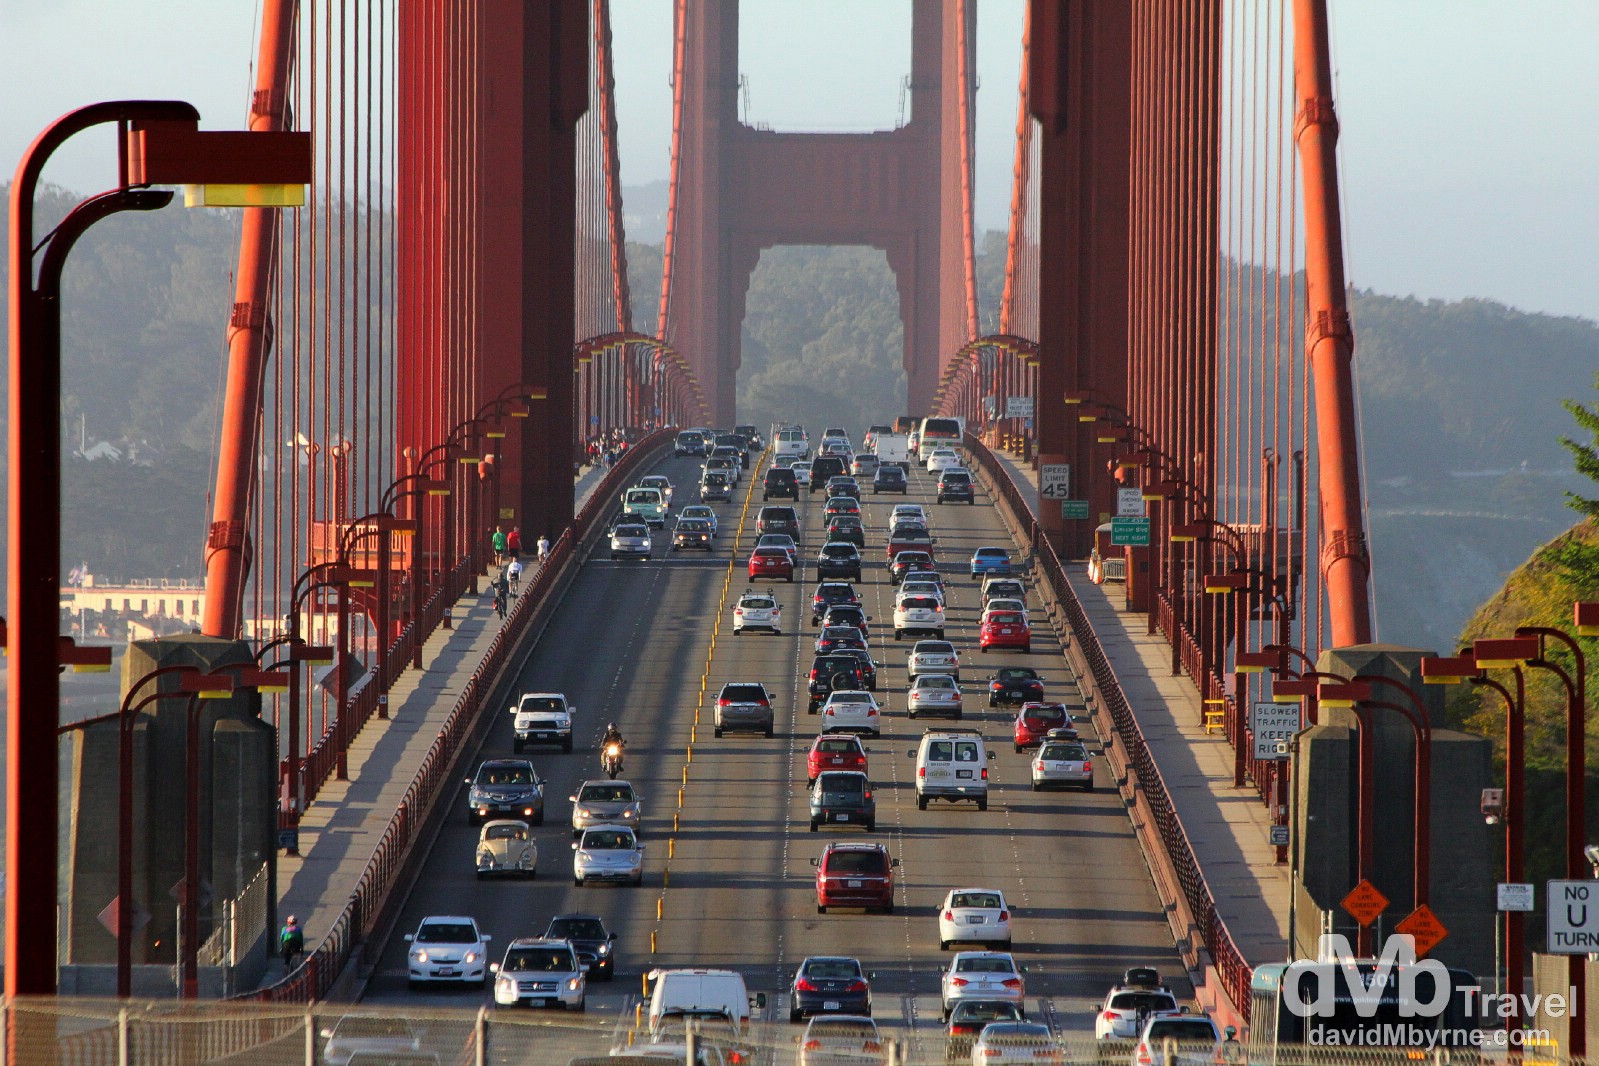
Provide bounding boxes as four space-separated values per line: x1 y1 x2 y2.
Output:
580 962 591 972
609 933 618 941
891 858 902 867
571 842 579 850
319 1028 334 1039
568 795 578 803
988 751 997 760
810 857 821 867
752 992 768 1009
403 933 416 942
906 750 916 758
481 934 492 941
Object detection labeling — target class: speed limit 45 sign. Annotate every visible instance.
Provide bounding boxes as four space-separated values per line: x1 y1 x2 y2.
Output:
1039 465 1070 499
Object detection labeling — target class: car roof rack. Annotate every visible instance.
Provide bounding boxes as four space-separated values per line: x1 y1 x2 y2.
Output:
922 727 983 737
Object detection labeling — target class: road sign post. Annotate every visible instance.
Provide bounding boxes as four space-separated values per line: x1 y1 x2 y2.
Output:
1039 465 1070 500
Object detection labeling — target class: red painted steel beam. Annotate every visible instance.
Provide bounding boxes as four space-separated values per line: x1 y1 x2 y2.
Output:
1293 0 1372 646
200 0 299 638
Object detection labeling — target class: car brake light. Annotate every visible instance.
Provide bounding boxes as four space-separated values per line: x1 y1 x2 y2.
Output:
847 979 868 992
1002 977 1022 988
718 698 731 706
802 1040 820 1050
1103 1010 1122 1020
863 1040 881 1052
978 1051 1001 1059
1136 1046 1153 1065
999 910 1009 922
943 910 953 920
795 977 817 992
950 977 968 987
981 767 988 780
918 767 926 778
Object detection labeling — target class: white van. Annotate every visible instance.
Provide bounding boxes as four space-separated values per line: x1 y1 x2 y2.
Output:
774 427 810 461
646 968 767 1042
871 433 911 470
909 729 994 811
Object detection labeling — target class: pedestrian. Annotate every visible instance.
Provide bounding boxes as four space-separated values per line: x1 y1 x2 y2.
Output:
537 534 551 564
491 571 510 619
491 525 507 564
507 556 524 589
280 915 305 968
507 526 523 558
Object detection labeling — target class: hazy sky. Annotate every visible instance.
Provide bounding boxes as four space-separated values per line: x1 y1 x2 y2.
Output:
3 0 1595 321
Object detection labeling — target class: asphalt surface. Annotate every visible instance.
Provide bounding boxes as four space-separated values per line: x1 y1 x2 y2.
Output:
361 447 1188 1062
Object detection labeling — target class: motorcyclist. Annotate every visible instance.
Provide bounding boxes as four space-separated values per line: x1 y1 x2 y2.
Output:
601 722 624 751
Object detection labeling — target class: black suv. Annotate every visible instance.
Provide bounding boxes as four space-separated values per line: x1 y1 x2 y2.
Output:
757 505 801 541
889 550 937 584
816 542 864 581
811 581 861 624
826 514 865 547
937 469 974 504
835 647 880 691
734 424 763 450
808 654 867 712
873 466 908 494
821 603 872 639
988 666 1045 707
809 771 876 832
543 913 616 981
763 466 798 500
809 455 847 491
714 434 750 468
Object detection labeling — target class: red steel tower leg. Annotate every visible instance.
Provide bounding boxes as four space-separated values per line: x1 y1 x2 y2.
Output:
1293 0 1372 646
200 0 298 638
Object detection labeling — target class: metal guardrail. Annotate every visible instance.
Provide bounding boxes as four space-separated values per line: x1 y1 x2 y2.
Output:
962 433 1254 1022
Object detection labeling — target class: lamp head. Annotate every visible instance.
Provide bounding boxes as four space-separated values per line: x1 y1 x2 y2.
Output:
1585 843 1599 868
1481 788 1505 826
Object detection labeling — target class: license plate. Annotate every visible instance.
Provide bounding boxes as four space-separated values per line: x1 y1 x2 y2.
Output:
438 968 459 976
965 916 985 924
836 813 849 821
823 1000 841 1010
1000 628 1013 634
958 769 973 779
848 880 862 888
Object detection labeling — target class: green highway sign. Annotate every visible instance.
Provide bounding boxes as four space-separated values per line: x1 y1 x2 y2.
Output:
1110 517 1150 546
1061 499 1090 520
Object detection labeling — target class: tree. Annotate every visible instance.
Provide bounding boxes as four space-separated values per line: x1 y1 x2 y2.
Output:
1561 371 1599 519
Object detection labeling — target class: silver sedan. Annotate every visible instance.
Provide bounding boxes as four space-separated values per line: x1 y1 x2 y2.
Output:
907 673 963 720
571 825 644 886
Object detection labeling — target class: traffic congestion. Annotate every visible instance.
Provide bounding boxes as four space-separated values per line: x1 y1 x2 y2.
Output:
361 419 1198 1065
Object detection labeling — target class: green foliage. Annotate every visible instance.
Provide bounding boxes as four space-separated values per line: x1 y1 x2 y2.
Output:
625 241 663 337
1560 372 1599 519
60 448 214 583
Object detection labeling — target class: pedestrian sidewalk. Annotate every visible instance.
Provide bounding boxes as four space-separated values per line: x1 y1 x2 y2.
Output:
262 467 609 987
985 448 1290 965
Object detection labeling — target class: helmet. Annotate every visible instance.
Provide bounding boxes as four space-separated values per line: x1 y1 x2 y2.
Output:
608 722 618 732
286 915 298 925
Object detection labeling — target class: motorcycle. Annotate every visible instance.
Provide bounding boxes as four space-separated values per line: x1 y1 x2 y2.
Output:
601 741 625 779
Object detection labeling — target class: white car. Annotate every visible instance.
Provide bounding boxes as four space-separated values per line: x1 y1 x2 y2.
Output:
490 937 587 1010
609 522 651 560
1032 738 1094 792
926 448 961 472
985 597 1030 624
756 533 798 561
894 594 946 640
319 1016 422 1065
732 589 782 634
820 690 882 735
798 1016 882 1066
890 503 927 525
938 888 1012 951
572 824 645 886
476 820 537 880
679 504 718 536
898 578 947 608
941 951 1024 1021
907 673 962 719
511 691 575 754
1093 980 1179 1043
570 779 643 835
908 639 960 680
969 1022 1060 1065
638 474 674 506
1128 1013 1223 1066
788 460 813 487
404 915 491 987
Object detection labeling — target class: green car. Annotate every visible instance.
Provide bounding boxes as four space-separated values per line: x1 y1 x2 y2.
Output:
619 486 667 527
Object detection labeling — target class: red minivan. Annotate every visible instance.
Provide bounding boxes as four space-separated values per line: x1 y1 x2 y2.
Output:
813 842 899 914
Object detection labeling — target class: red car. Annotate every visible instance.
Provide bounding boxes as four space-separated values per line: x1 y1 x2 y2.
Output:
807 733 868 785
749 546 794 583
979 609 1031 653
812 841 898 914
1012 702 1069 751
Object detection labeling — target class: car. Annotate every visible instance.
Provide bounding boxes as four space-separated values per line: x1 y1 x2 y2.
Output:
822 496 861 521
820 603 871 638
969 546 1013 577
707 450 743 482
789 460 813 487
762 465 798 500
826 476 861 500
825 514 866 547
1093 972 1178 1044
476 820 537 880
620 486 668 526
796 1016 882 1065
926 449 962 473
815 541 864 581
807 733 868 784
749 545 794 582
545 913 617 982
820 690 882 736
937 469 975 504
671 518 715 551
809 455 848 491
851 454 881 479
569 779 643 836
789 958 874 1022
466 759 544 825
970 1021 1061 1064
834 647 881 692
700 472 732 502
888 550 937 585
941 952 1024 1022
490 937 587 1010
907 673 962 719
893 593 945 640
808 654 867 712
908 639 960 681
946 1001 1027 1061
715 681 775 737
571 824 645 886
756 532 799 561
319 1016 423 1066
757 504 801 541
679 504 718 536
809 769 877 831
1013 702 1070 750
885 530 937 567
812 841 899 914
775 426 810 461
811 582 861 624
511 692 575 753
986 597 1030 624
1032 738 1094 792
638 474 674 505
734 423 763 450
872 466 908 493
981 576 1027 605
988 667 1044 707
610 522 652 560
979 609 1031 653
815 624 867 655
732 589 782 634
898 576 947 608
404 915 491 986
911 728 993 809
1128 1013 1223 1066
889 502 927 524
938 888 1012 951
675 431 707 457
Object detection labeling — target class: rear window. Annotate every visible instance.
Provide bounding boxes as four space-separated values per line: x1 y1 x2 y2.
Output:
823 850 888 875
817 738 860 753
754 548 787 559
942 471 971 483
1040 743 1088 761
916 641 954 654
1024 706 1067 724
988 612 1024 625
742 597 775 609
817 774 864 793
1146 1020 1219 1042
927 741 953 761
902 597 939 610
765 468 795 481
721 684 768 701
1110 991 1177 1012
822 544 856 558
760 507 797 522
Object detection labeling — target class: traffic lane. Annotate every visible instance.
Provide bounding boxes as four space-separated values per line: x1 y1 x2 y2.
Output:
364 456 749 1004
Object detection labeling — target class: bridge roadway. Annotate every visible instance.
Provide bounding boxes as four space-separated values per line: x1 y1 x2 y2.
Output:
360 450 1187 1059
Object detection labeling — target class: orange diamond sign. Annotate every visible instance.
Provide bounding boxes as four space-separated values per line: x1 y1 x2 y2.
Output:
1341 880 1390 927
1396 904 1448 957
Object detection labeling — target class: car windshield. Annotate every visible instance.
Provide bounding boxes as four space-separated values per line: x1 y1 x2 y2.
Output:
478 766 533 785
1041 744 1087 761
952 892 1003 909
485 824 527 841
578 784 635 802
547 917 606 940
417 922 477 943
502 947 575 972
626 491 657 504
615 526 648 537
581 831 634 850
678 521 709 531
520 697 564 711
1146 1020 1218 1042
919 676 956 690
824 851 886 875
704 474 727 485
683 507 711 518
818 774 864 793
956 958 1016 975
818 738 861 754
